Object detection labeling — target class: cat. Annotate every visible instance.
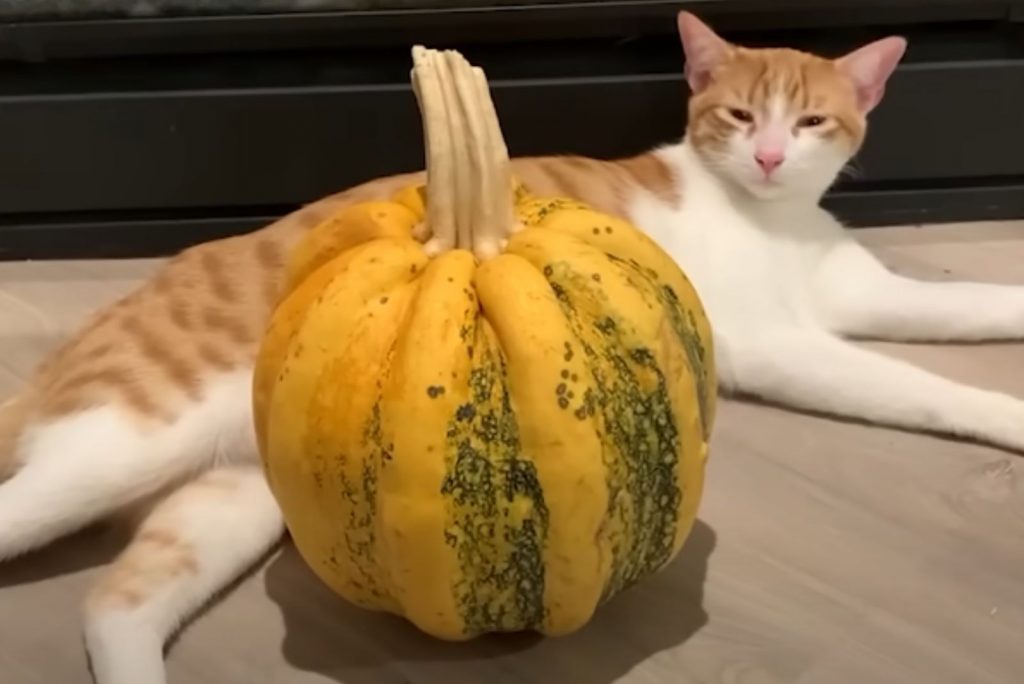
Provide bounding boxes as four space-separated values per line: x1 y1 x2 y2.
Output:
3 10 1024 684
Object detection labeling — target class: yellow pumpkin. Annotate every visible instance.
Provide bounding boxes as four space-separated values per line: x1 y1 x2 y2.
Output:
252 46 716 640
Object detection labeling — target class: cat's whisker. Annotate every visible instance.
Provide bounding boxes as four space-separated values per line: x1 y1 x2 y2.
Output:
839 159 865 180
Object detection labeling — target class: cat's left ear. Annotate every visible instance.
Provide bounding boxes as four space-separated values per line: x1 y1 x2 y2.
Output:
835 36 907 113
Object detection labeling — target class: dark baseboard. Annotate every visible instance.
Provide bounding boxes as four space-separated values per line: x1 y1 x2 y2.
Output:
2 181 1021 261
0 214 270 261
824 179 1024 228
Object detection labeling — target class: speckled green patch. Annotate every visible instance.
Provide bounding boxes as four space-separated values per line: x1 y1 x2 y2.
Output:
318 393 385 605
542 261 682 601
440 320 549 635
607 253 711 438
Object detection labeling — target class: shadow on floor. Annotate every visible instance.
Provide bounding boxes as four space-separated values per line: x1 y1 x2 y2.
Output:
264 518 716 684
0 524 127 589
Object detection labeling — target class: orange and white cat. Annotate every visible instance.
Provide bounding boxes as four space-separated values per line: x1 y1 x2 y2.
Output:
3 11 1024 684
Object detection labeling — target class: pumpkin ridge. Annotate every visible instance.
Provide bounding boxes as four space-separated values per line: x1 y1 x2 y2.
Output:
606 253 713 438
328 278 422 611
265 244 425 611
441 318 549 635
659 285 712 437
374 250 481 637
534 210 717 432
473 253 610 635
312 280 422 610
541 259 683 600
593 251 708 557
254 238 416 452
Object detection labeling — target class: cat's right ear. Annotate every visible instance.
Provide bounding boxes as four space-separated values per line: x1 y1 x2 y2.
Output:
677 11 730 93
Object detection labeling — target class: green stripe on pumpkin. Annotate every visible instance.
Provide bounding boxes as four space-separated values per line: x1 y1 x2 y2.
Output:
330 398 384 604
608 253 712 439
441 318 549 635
542 260 682 602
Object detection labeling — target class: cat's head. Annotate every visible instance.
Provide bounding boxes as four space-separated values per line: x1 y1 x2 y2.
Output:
678 12 906 201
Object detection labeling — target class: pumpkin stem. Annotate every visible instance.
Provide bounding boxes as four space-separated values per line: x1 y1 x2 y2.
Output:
411 46 516 259
411 46 457 254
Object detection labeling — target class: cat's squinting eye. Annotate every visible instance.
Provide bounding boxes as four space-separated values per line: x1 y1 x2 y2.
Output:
797 115 827 127
728 108 754 123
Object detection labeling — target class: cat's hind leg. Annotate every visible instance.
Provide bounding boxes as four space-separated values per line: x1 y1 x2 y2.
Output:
815 240 1024 342
0 371 255 561
83 465 284 684
720 328 1024 453
0 407 197 561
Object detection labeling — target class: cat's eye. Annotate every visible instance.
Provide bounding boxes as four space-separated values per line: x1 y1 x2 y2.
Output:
728 108 754 123
798 115 827 127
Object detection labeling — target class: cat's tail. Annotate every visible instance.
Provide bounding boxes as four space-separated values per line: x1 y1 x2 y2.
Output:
0 393 32 481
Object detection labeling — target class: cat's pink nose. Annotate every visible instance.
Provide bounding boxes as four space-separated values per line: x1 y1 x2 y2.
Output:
754 150 785 175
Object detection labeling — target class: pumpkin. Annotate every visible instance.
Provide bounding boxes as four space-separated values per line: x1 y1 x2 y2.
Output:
252 46 716 640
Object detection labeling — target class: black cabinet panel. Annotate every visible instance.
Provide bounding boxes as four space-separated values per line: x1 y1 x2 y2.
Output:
0 0 1016 60
1 40 1022 215
856 61 1024 182
1 2 1023 258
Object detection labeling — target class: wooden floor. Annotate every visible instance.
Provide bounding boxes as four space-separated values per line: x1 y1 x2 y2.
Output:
1 222 1023 684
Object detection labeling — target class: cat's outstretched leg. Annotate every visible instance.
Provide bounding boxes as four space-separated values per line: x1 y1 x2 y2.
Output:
720 329 1024 453
815 240 1024 342
0 371 255 561
84 465 284 684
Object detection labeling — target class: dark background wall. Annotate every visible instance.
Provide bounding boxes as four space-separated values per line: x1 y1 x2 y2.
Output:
1 0 1022 259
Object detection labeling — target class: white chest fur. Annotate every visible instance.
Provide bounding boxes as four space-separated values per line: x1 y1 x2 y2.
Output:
628 142 846 337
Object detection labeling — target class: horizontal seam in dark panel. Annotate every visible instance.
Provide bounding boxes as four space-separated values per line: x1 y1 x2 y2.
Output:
3 177 1023 227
